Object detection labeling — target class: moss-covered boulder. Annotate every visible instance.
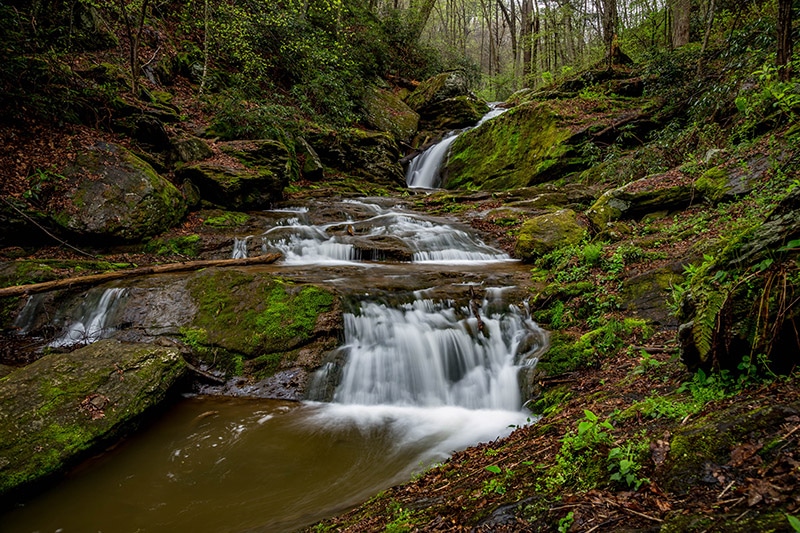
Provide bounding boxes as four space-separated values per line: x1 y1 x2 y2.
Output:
176 162 286 210
585 170 697 229
405 71 488 131
50 143 186 242
296 137 325 181
218 140 299 182
514 209 588 262
0 340 186 499
306 128 404 185
694 155 771 204
182 270 341 381
443 103 577 190
362 87 419 143
619 262 685 326
169 135 213 164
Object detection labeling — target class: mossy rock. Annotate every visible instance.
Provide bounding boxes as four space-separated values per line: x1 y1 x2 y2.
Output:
50 143 187 242
362 87 419 143
305 128 404 186
586 171 696 229
661 401 800 495
184 270 340 375
176 162 286 210
0 340 186 499
405 71 472 111
443 102 577 191
218 140 299 182
514 209 588 262
169 135 213 164
619 262 685 326
295 137 324 181
418 95 489 130
695 155 772 204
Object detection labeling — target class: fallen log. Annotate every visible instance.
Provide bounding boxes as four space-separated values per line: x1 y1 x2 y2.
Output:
0 253 282 299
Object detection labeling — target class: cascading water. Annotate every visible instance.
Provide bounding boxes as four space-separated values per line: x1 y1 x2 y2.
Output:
251 200 511 264
47 287 128 348
232 236 251 259
317 291 546 410
405 103 508 189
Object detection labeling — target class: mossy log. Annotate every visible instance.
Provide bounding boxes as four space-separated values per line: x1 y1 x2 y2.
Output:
0 254 282 298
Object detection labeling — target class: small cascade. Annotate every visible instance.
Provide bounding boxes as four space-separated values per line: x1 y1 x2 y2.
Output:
405 133 460 189
49 288 128 348
232 236 251 259
311 291 547 410
255 201 511 264
405 104 508 189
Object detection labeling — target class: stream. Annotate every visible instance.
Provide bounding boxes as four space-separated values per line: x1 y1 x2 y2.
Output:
2 111 545 533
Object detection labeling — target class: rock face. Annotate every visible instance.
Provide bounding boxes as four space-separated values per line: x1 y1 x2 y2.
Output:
176 163 286 210
51 143 186 241
444 103 575 190
586 171 697 229
362 87 419 143
514 209 588 262
306 128 405 185
405 71 488 131
0 340 186 498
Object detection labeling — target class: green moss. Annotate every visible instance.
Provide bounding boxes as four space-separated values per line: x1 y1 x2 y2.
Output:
529 385 572 416
694 167 730 202
445 103 572 191
185 271 334 376
202 210 251 227
144 234 200 256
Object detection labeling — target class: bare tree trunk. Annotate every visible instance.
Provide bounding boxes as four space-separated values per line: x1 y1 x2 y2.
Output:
697 0 715 75
521 0 533 79
671 0 690 48
777 0 794 81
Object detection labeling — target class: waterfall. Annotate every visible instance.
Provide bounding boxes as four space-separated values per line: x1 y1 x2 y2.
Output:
48 288 128 348
232 236 251 259
405 104 508 189
312 291 547 411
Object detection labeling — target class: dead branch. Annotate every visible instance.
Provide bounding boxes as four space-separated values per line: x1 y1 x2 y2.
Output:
0 253 282 299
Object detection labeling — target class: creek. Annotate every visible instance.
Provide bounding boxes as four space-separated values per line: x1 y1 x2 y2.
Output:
3 115 544 533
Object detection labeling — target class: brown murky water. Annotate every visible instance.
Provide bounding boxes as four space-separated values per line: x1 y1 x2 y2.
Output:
1 396 527 533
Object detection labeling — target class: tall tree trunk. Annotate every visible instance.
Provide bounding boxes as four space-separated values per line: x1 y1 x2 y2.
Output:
777 0 793 81
521 0 533 79
671 0 690 48
601 0 617 69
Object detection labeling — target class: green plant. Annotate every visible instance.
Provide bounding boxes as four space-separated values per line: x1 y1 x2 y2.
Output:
557 511 574 533
482 464 514 495
582 243 603 266
607 443 649 490
787 513 800 532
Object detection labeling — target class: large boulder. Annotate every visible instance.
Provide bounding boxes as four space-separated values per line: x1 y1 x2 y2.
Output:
406 71 488 131
362 87 420 143
443 103 577 191
176 162 286 210
514 209 588 262
586 170 697 230
218 140 299 183
0 340 186 498
50 143 186 242
305 128 405 185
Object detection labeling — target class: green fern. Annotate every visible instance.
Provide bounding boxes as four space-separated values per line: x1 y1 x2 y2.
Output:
693 290 726 359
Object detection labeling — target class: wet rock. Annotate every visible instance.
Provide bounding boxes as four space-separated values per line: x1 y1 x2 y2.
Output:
0 339 186 499
176 162 286 210
405 70 474 112
586 171 697 229
50 142 186 242
362 87 419 143
418 95 489 131
514 209 588 262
